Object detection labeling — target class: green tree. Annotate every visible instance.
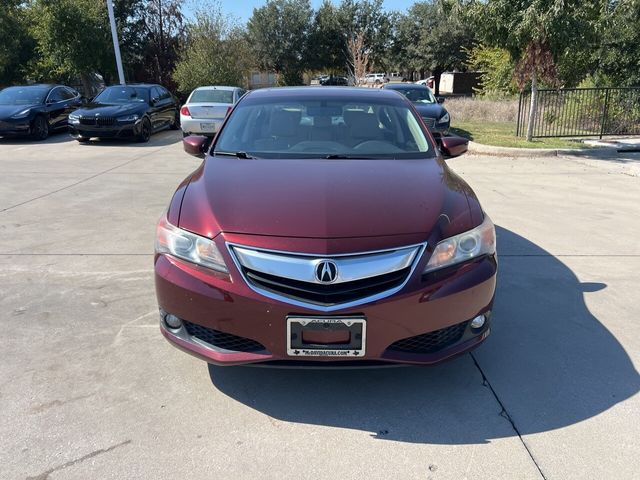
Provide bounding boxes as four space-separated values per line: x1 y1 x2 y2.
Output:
475 0 599 140
465 45 517 96
28 0 117 90
336 0 391 71
596 0 640 87
173 4 252 94
247 0 312 85
138 0 186 86
392 0 476 94
0 1 35 86
307 0 345 73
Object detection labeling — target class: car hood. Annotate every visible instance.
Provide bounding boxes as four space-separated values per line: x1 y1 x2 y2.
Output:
414 103 446 119
74 103 145 117
179 156 472 242
0 104 38 120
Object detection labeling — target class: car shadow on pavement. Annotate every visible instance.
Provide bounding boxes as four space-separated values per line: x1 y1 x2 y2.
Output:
207 226 639 444
78 130 182 148
0 131 73 145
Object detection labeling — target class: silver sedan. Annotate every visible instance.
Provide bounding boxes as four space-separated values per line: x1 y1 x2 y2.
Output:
180 86 246 137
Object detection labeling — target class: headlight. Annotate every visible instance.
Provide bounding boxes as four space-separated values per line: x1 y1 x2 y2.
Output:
117 114 139 122
437 112 450 124
68 113 80 124
155 216 228 273
424 215 495 273
10 108 31 119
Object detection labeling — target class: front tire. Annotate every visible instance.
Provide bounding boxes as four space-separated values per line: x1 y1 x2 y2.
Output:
31 116 49 141
137 118 152 143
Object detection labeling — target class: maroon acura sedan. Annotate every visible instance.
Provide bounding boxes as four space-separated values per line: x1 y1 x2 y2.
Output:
155 87 496 366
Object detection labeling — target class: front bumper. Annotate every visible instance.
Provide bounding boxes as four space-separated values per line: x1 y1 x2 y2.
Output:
0 119 31 137
180 117 223 136
155 236 497 367
68 121 141 139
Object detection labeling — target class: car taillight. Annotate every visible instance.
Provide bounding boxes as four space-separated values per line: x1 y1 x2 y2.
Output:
226 106 232 116
180 106 191 117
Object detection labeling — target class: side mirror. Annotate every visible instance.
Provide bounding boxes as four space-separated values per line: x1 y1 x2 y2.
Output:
150 96 159 106
183 135 209 158
440 136 468 159
437 97 445 104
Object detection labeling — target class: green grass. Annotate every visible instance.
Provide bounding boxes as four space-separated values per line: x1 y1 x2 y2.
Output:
451 121 588 149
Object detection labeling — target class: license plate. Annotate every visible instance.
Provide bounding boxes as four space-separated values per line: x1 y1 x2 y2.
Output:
286 316 366 357
200 123 217 132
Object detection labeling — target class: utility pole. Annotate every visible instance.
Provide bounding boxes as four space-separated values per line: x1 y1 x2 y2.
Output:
106 0 126 85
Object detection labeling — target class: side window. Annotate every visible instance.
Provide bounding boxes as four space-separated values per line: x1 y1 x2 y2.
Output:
60 88 76 100
48 88 65 103
150 87 162 103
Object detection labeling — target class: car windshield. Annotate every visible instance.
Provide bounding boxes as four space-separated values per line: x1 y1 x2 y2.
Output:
214 97 431 159
190 89 234 104
93 86 148 104
0 86 49 105
394 88 436 104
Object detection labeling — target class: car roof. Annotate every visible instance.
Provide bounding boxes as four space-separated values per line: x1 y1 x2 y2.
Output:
245 86 405 103
193 86 239 91
383 83 429 90
3 84 57 90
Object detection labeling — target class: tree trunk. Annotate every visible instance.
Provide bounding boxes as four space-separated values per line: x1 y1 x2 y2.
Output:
79 73 93 98
526 71 538 142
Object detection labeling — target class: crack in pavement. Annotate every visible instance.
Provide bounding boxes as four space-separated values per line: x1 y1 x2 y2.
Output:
25 440 131 480
470 352 548 480
0 145 169 213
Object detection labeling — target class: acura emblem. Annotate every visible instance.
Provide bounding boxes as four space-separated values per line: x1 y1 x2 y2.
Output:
315 260 338 283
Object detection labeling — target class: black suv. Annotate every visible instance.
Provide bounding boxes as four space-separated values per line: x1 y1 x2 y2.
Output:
68 83 179 143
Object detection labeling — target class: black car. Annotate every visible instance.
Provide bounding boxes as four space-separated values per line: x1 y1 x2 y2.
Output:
68 84 179 143
0 84 82 140
382 83 450 136
321 75 349 86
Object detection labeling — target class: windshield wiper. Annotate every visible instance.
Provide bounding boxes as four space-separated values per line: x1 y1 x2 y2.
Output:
324 154 373 159
214 151 256 159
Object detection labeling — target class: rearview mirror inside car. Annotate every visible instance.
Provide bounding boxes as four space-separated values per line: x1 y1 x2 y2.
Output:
183 135 209 158
439 136 468 159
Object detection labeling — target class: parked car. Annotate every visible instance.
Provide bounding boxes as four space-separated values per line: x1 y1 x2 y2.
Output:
68 83 179 143
0 84 82 140
180 86 245 137
362 73 388 85
415 76 435 89
383 83 450 135
155 87 496 367
320 75 349 86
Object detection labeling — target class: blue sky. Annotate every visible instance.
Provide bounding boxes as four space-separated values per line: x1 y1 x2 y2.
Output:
187 0 418 22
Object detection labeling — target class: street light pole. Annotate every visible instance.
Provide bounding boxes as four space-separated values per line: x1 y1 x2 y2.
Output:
106 0 126 85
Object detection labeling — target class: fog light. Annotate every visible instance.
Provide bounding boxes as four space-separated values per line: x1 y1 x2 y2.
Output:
164 313 182 329
470 315 486 329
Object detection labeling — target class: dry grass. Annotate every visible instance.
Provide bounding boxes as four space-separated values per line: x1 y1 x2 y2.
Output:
446 97 519 123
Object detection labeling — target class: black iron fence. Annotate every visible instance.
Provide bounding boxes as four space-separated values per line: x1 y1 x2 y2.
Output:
516 87 640 138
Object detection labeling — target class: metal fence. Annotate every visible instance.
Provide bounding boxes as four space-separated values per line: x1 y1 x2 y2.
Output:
516 87 640 138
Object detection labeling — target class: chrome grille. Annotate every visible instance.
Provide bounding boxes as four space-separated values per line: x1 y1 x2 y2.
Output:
80 116 116 126
229 243 425 311
421 117 436 128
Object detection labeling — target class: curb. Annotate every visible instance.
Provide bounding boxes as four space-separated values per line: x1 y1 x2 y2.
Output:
466 140 618 158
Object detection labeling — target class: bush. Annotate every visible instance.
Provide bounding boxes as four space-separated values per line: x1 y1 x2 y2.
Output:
465 45 517 96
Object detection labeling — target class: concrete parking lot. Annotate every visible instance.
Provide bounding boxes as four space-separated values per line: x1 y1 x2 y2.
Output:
1 132 639 480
